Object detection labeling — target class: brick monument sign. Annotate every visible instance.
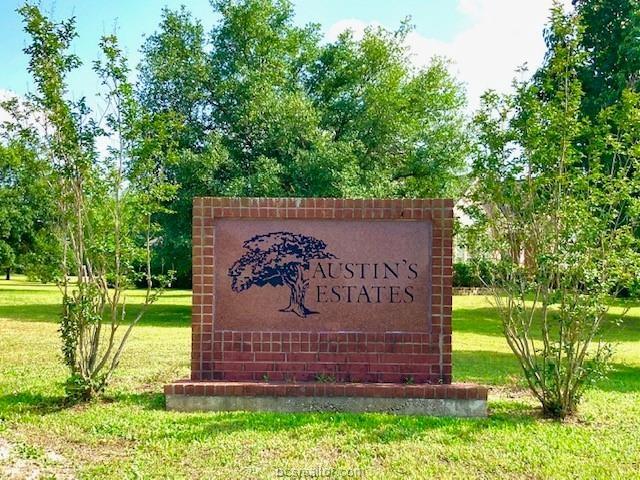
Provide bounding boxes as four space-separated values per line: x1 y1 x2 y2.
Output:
165 198 488 416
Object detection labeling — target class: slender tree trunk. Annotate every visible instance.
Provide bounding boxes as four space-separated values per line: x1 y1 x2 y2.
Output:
280 264 316 318
5 268 10 280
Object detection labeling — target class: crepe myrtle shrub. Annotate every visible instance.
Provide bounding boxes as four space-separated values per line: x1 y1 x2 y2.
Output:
18 5 176 401
465 5 640 418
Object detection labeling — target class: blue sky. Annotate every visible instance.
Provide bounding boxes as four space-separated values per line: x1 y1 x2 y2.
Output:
0 0 566 109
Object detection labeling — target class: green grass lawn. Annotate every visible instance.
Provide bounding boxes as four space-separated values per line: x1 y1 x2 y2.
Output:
1 276 639 479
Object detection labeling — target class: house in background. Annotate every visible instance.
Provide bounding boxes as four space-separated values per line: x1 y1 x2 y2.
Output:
454 197 472 263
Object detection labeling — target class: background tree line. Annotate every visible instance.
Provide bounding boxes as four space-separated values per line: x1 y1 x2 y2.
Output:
3 0 637 288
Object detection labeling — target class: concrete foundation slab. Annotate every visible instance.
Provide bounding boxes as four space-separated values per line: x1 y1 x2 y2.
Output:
165 394 487 417
164 381 489 417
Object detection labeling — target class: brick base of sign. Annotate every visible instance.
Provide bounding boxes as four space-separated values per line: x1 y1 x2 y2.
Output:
202 330 450 384
164 381 488 417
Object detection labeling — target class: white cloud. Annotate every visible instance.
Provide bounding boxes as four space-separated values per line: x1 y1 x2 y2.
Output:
95 134 115 159
325 0 574 111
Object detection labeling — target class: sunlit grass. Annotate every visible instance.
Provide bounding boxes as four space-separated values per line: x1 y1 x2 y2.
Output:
0 275 638 479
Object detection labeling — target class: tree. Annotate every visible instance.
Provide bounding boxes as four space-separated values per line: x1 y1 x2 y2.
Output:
573 0 640 118
136 6 215 286
16 4 175 401
136 0 471 286
138 6 209 140
573 0 640 259
229 232 335 317
307 26 470 198
467 4 640 418
0 101 56 281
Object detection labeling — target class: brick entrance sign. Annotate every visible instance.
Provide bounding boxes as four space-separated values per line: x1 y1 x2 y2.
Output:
165 198 487 416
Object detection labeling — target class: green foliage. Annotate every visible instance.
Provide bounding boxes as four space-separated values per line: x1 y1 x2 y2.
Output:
453 261 493 288
314 373 336 383
12 4 176 402
60 282 103 371
308 29 469 198
0 119 57 280
573 0 640 118
467 4 640 418
63 373 105 403
137 0 471 285
571 0 640 236
0 241 15 275
22 230 63 283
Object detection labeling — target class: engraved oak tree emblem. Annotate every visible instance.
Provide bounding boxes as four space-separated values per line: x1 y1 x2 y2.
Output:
228 232 335 318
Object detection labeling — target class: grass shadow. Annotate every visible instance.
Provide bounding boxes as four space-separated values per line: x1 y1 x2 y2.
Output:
454 350 522 386
596 363 640 393
0 288 59 294
154 292 192 299
146 402 539 445
0 303 62 322
0 391 69 416
454 307 640 342
455 350 640 393
105 391 167 410
0 303 191 327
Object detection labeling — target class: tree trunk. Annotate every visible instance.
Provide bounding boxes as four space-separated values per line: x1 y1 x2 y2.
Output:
280 264 316 318
5 268 10 280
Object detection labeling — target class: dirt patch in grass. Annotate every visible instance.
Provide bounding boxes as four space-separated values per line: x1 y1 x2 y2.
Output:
0 436 76 479
489 384 536 400
3 425 137 479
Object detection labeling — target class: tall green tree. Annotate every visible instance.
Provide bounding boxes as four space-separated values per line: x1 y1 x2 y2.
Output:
138 6 209 148
207 0 332 197
137 0 471 286
307 25 468 197
0 124 54 280
572 0 640 252
573 0 640 118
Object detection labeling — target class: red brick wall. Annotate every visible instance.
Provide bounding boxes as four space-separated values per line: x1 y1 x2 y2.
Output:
191 198 453 384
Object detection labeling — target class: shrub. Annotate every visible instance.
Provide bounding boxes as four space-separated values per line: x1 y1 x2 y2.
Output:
467 6 640 418
453 261 493 288
15 5 176 401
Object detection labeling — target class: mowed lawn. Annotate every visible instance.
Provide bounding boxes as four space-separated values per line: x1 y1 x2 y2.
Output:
1 277 639 479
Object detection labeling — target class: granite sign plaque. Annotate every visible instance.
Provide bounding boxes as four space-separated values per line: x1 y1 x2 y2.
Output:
217 219 432 332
